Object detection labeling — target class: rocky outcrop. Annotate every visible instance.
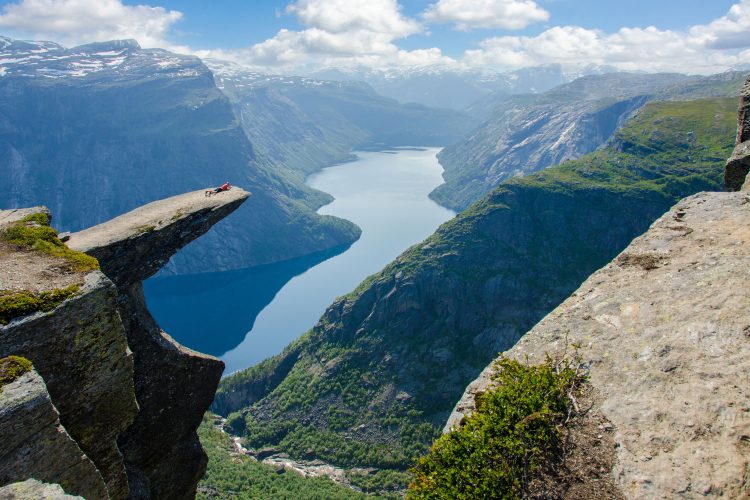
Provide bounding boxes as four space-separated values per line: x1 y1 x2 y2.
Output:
67 189 250 286
738 77 750 144
1 188 249 498
725 76 750 191
448 192 750 497
68 188 249 498
0 369 106 498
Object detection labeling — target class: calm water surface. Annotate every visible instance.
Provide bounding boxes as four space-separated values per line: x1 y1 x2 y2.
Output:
144 148 454 375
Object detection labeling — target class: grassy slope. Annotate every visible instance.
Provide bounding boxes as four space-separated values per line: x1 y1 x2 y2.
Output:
210 97 737 491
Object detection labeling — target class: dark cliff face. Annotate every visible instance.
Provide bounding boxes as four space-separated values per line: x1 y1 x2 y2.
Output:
214 97 736 475
0 37 359 274
434 72 748 211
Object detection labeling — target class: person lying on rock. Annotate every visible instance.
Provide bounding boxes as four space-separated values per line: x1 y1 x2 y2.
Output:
205 182 231 197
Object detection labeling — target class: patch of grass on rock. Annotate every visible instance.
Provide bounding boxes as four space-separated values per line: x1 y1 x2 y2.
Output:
0 285 82 325
1 214 99 272
0 355 33 391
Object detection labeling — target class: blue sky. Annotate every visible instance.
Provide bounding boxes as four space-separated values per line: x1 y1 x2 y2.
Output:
0 0 747 74
135 0 738 54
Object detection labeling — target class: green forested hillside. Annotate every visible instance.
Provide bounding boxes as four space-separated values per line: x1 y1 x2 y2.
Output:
210 96 737 492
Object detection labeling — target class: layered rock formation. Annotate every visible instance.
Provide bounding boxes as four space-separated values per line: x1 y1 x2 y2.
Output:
1 188 249 498
725 77 750 190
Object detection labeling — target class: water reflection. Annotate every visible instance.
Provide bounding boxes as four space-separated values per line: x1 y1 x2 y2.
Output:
143 245 349 356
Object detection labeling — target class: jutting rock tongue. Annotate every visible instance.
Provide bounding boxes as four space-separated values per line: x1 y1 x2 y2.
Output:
725 75 750 191
68 188 250 499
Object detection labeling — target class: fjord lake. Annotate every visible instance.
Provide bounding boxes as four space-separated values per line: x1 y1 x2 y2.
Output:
144 148 454 375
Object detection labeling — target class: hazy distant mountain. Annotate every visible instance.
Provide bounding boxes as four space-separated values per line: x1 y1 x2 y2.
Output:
0 36 359 274
311 64 617 111
433 71 748 210
207 59 480 177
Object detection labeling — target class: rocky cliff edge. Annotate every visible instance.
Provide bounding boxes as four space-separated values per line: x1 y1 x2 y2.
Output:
448 83 750 498
0 188 249 499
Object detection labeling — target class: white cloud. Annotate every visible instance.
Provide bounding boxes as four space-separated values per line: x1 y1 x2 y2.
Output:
214 0 457 71
463 0 750 74
423 0 549 30
287 0 419 36
0 0 182 49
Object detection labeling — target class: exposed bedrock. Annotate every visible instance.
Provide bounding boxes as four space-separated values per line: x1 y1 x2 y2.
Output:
0 479 84 499
0 272 137 499
67 188 249 499
0 188 248 498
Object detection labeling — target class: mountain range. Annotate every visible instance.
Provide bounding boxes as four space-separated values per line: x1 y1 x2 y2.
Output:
433 71 748 211
0 36 475 274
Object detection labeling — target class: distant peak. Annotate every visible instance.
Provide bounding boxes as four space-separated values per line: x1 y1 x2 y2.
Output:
72 39 141 53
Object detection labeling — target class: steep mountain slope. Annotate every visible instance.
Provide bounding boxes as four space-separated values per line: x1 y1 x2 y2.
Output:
208 60 479 178
0 36 360 274
212 96 738 483
434 72 747 211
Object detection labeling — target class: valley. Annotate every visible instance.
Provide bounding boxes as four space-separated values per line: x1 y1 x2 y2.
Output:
145 148 454 373
0 16 747 497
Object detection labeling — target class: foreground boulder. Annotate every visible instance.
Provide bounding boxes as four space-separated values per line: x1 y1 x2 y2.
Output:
0 367 106 499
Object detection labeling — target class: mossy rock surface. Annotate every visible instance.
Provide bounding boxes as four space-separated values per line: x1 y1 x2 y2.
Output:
0 285 81 325
0 214 99 273
0 355 33 390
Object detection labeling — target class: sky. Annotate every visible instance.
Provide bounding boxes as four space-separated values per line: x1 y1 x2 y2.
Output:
0 0 747 75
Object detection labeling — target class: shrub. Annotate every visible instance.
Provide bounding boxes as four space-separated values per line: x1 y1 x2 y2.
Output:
408 356 581 499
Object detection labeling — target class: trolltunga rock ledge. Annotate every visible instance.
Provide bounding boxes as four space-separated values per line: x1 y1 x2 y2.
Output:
67 188 250 286
66 187 250 498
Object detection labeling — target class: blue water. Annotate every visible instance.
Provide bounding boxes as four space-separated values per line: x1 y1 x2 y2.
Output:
144 148 454 375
